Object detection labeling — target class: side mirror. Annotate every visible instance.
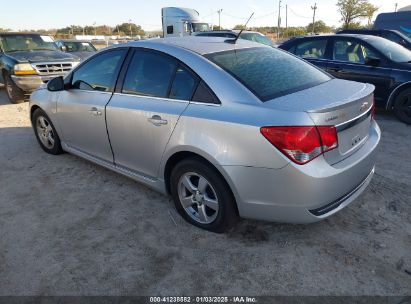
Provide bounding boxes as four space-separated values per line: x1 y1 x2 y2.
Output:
47 76 65 91
60 45 67 52
365 57 380 66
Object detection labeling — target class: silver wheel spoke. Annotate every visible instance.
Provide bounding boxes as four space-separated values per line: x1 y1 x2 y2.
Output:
182 176 196 194
197 176 208 193
203 196 219 211
48 133 55 145
197 205 208 222
39 117 47 129
180 195 194 208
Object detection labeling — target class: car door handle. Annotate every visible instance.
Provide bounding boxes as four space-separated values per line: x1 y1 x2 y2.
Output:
148 115 168 126
89 107 102 116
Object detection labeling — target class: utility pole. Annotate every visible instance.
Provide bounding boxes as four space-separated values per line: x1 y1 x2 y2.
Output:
277 0 282 40
129 19 133 37
311 3 317 35
395 3 398 12
285 4 288 32
93 22 97 36
217 9 223 29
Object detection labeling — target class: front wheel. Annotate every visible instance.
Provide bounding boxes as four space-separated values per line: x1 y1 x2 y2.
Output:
32 108 63 155
170 158 238 233
4 72 25 104
393 88 411 125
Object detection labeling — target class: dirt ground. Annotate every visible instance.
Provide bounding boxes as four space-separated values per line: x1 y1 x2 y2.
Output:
0 88 410 296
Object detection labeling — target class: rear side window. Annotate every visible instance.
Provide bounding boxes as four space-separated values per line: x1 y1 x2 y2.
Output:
192 81 219 104
122 51 177 97
169 66 198 100
205 47 330 101
71 49 126 92
294 40 327 59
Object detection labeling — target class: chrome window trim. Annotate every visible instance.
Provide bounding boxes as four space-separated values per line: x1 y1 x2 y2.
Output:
112 92 190 104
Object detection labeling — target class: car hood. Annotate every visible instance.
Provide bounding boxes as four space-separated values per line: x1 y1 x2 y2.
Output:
5 50 80 63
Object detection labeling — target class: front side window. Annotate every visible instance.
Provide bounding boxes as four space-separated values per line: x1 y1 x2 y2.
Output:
122 51 177 97
365 36 411 63
294 40 327 59
71 49 126 92
333 39 379 64
205 47 331 102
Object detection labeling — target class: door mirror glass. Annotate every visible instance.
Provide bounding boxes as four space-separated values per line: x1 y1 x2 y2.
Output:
47 76 65 91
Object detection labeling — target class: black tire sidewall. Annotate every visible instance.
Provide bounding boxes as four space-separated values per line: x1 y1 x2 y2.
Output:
32 109 63 155
393 88 411 125
170 158 237 233
4 73 25 104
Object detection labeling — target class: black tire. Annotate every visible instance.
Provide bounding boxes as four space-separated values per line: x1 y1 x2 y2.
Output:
31 108 63 155
3 72 25 104
393 88 411 125
170 158 238 233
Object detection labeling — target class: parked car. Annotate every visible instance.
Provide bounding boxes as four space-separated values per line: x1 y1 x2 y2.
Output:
280 34 411 124
55 39 97 61
0 32 80 103
30 37 380 232
195 30 277 47
337 29 411 50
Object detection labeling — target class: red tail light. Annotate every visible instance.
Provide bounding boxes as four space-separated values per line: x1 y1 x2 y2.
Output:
261 126 338 165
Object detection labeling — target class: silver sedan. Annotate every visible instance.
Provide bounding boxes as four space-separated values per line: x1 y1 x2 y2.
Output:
29 37 381 232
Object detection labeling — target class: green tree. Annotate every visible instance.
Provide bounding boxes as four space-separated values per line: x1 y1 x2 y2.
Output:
233 24 246 30
114 23 145 37
337 0 378 29
306 20 332 34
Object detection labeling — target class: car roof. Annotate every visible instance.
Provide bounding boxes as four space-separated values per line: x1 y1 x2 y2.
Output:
126 36 267 55
56 39 93 42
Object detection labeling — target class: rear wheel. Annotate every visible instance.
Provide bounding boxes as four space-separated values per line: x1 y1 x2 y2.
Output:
393 88 411 125
170 158 237 233
32 108 63 155
4 72 25 104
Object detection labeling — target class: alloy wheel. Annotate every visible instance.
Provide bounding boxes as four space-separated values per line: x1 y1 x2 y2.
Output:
178 172 220 224
36 116 55 149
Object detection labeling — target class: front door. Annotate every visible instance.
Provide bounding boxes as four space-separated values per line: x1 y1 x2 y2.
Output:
56 48 127 162
106 49 199 178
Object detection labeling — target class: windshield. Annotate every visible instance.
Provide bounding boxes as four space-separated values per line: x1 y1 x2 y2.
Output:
63 41 97 52
205 47 331 101
366 37 411 63
0 34 58 52
240 33 275 47
192 23 210 32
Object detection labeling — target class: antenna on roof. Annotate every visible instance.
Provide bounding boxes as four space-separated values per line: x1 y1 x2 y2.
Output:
226 12 254 44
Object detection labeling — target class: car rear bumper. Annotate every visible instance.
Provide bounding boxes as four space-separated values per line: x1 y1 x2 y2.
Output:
222 120 381 224
11 75 63 92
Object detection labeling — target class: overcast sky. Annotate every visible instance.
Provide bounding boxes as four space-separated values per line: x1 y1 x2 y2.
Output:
0 0 409 31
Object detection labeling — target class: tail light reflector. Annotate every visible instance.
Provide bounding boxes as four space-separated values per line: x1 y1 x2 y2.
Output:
261 126 338 165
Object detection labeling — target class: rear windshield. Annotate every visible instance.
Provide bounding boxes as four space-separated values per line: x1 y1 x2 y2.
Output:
205 47 331 101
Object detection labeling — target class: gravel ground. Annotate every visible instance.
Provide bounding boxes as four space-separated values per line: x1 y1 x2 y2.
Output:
0 88 410 296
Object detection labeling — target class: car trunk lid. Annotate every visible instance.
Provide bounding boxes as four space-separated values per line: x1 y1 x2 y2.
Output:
264 79 375 164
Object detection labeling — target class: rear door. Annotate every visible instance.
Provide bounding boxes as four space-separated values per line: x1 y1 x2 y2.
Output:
106 49 198 178
56 48 127 162
327 37 393 103
288 38 331 71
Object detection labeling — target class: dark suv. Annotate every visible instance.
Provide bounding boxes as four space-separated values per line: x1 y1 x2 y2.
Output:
337 29 411 50
0 32 80 103
279 34 411 124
